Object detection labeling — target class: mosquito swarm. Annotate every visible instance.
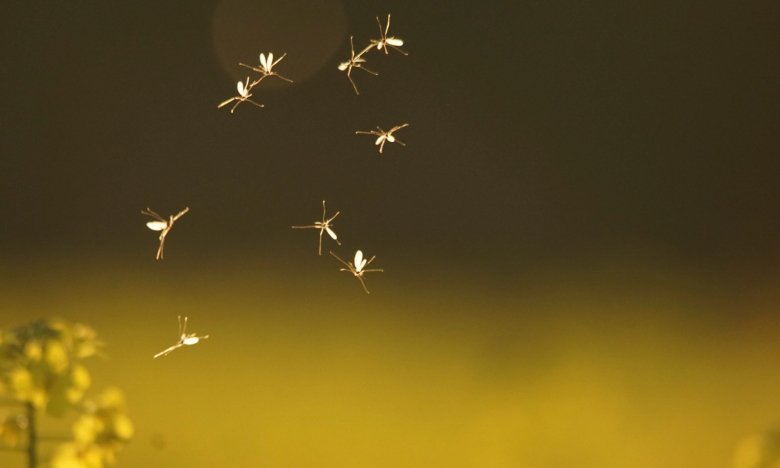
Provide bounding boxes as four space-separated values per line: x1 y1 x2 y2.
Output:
145 14 409 361
339 14 407 94
219 52 292 112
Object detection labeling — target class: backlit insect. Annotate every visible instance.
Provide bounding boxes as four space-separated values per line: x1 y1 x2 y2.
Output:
218 77 264 113
240 52 293 85
142 207 189 260
154 316 209 358
370 14 407 55
338 36 377 95
330 250 383 294
292 200 341 255
356 123 409 153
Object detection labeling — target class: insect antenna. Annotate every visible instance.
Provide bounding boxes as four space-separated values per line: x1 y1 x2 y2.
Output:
142 209 166 222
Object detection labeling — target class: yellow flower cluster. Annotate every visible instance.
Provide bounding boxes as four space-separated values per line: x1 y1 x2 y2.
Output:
0 320 132 468
51 388 134 468
0 319 100 414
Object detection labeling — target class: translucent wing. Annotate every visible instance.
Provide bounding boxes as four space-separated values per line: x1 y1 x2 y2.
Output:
183 337 200 345
237 80 245 96
355 250 364 272
146 221 167 231
259 53 267 70
267 52 274 69
326 227 337 240
387 38 404 46
375 135 385 145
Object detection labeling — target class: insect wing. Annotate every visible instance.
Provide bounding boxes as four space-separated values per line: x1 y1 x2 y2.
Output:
267 52 274 70
259 53 268 70
354 250 364 272
146 221 167 231
237 80 246 96
326 227 338 240
387 38 404 46
183 336 200 345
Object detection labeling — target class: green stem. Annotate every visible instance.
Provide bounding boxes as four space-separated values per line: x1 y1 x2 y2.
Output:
26 402 36 468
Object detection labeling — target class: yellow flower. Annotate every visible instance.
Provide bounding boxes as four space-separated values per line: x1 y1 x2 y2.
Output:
46 341 69 373
73 324 95 340
73 415 103 444
74 325 99 359
112 414 134 440
84 446 105 468
98 387 125 410
71 365 91 390
10 367 33 399
24 340 42 361
76 342 97 359
50 443 82 468
12 367 48 408
65 387 85 405
60 364 91 405
51 442 104 468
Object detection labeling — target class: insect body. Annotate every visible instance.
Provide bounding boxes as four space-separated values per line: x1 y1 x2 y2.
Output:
218 77 264 113
154 316 209 358
240 52 293 85
356 123 409 153
293 200 341 255
330 250 383 294
338 36 377 95
370 14 407 55
142 207 189 260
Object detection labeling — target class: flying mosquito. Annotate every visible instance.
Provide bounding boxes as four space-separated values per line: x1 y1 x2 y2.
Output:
356 123 409 153
338 36 377 95
240 52 293 85
218 77 264 113
370 14 407 55
142 207 189 260
330 250 383 294
292 200 341 255
153 316 209 358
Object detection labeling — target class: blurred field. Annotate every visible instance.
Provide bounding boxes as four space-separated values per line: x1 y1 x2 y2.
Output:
1 252 780 468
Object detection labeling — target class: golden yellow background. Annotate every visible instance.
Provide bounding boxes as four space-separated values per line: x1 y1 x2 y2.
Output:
2 252 779 468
